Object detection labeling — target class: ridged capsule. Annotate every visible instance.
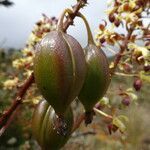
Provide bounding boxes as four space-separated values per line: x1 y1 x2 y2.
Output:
77 12 111 124
32 100 73 150
33 10 86 116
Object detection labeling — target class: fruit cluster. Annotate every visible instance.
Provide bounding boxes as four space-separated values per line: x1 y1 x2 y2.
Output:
32 9 110 149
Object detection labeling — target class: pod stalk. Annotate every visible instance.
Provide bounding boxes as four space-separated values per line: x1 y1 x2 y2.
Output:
57 9 95 46
77 12 94 45
57 9 66 31
57 9 73 32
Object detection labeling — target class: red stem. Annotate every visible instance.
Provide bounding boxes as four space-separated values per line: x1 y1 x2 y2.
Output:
110 29 133 75
63 0 87 31
72 113 85 133
0 73 34 130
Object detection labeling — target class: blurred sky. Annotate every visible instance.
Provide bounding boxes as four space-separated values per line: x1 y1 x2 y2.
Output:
0 0 108 49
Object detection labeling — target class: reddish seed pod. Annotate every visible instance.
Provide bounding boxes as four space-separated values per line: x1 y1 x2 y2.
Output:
36 21 42 26
145 41 150 46
42 28 50 33
109 14 115 23
133 78 142 91
100 37 106 44
144 65 150 72
123 63 132 73
99 24 105 31
32 100 73 150
123 3 130 11
36 31 43 38
122 97 130 106
33 10 87 116
114 19 120 27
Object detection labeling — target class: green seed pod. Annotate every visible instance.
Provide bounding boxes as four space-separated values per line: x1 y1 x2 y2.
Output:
77 13 111 123
33 10 86 116
32 100 73 150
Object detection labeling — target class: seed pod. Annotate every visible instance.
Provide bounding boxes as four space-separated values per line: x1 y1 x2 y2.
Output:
123 3 130 11
114 19 120 27
144 65 150 72
77 12 111 124
122 97 130 106
133 78 142 91
108 13 115 23
100 37 106 44
33 10 86 116
32 100 73 150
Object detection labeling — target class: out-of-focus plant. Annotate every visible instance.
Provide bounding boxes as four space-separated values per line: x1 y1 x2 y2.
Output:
94 0 150 133
0 0 14 7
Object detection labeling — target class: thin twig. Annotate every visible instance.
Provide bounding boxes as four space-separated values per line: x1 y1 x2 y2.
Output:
72 113 85 133
63 0 87 31
72 131 96 138
114 72 139 77
110 29 133 76
93 108 113 120
0 73 34 130
0 106 20 136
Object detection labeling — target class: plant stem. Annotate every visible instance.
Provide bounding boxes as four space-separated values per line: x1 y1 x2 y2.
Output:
114 72 139 77
0 73 34 131
77 12 94 44
110 28 133 76
63 0 87 32
72 113 85 133
93 108 113 120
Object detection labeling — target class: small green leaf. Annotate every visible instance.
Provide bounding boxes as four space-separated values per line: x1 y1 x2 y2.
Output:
126 89 138 101
126 88 134 92
117 115 129 123
113 116 127 133
109 62 115 69
99 97 109 106
140 71 150 83
128 93 138 101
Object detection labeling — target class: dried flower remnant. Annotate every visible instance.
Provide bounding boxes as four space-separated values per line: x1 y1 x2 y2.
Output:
128 43 150 65
29 15 58 48
96 24 123 46
3 77 19 90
